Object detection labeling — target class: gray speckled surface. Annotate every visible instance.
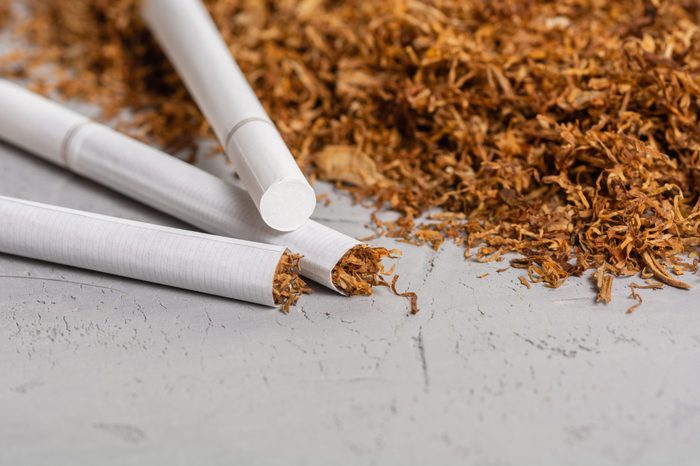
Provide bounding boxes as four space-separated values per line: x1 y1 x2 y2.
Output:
1 135 700 466
1 16 699 462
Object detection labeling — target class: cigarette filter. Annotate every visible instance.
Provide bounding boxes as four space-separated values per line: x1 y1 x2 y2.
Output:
141 0 316 232
0 80 382 295
0 196 307 309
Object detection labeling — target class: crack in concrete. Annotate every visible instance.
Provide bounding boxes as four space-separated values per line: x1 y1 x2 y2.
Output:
414 326 430 392
0 275 125 293
93 422 146 445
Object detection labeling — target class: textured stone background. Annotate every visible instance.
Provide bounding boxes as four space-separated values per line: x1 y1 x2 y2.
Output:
2 132 700 466
1 20 699 463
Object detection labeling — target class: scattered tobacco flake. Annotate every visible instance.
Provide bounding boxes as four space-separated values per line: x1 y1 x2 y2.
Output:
518 276 532 290
4 0 700 310
274 251 312 313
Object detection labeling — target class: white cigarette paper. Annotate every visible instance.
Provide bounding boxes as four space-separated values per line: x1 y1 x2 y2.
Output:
0 196 290 307
141 0 316 232
0 80 360 293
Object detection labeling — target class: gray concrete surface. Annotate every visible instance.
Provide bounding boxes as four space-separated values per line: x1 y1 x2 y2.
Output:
1 136 700 465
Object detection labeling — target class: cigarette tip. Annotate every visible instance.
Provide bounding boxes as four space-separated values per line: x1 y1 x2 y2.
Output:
260 179 316 232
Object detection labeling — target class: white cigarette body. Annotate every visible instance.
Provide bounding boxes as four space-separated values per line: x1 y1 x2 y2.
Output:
0 196 289 307
141 0 316 232
0 80 360 293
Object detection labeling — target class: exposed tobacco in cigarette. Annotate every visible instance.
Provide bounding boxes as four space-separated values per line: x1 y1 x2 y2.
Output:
333 245 419 313
332 245 391 296
4 0 700 309
274 251 312 313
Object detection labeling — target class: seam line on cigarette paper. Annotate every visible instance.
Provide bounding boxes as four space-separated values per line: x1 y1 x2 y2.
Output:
224 117 274 150
60 121 94 168
0 197 286 254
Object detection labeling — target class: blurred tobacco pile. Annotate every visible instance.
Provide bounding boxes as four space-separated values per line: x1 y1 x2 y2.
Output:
1 0 700 307
0 1 9 28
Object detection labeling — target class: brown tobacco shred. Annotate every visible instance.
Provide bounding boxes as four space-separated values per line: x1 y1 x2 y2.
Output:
273 251 312 313
4 1 700 308
640 251 691 290
626 281 664 314
627 284 643 314
390 275 419 315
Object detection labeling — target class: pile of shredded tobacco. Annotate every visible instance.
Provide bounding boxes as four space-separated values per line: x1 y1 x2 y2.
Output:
2 0 700 308
0 1 10 30
273 251 311 313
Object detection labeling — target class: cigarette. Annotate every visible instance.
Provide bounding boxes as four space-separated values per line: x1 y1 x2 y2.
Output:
141 0 316 232
0 80 389 296
0 196 307 311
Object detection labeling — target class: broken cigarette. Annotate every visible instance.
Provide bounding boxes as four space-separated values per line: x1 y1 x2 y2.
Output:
0 80 388 296
0 196 307 310
141 0 316 232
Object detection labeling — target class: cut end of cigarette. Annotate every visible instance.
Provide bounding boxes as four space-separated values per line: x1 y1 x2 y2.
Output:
331 245 393 296
260 179 317 231
273 250 312 313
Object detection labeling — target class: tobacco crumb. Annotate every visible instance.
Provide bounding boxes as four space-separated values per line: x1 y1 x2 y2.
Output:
5 0 700 311
594 267 614 304
274 251 312 313
518 276 532 290
316 193 330 207
477 273 489 279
